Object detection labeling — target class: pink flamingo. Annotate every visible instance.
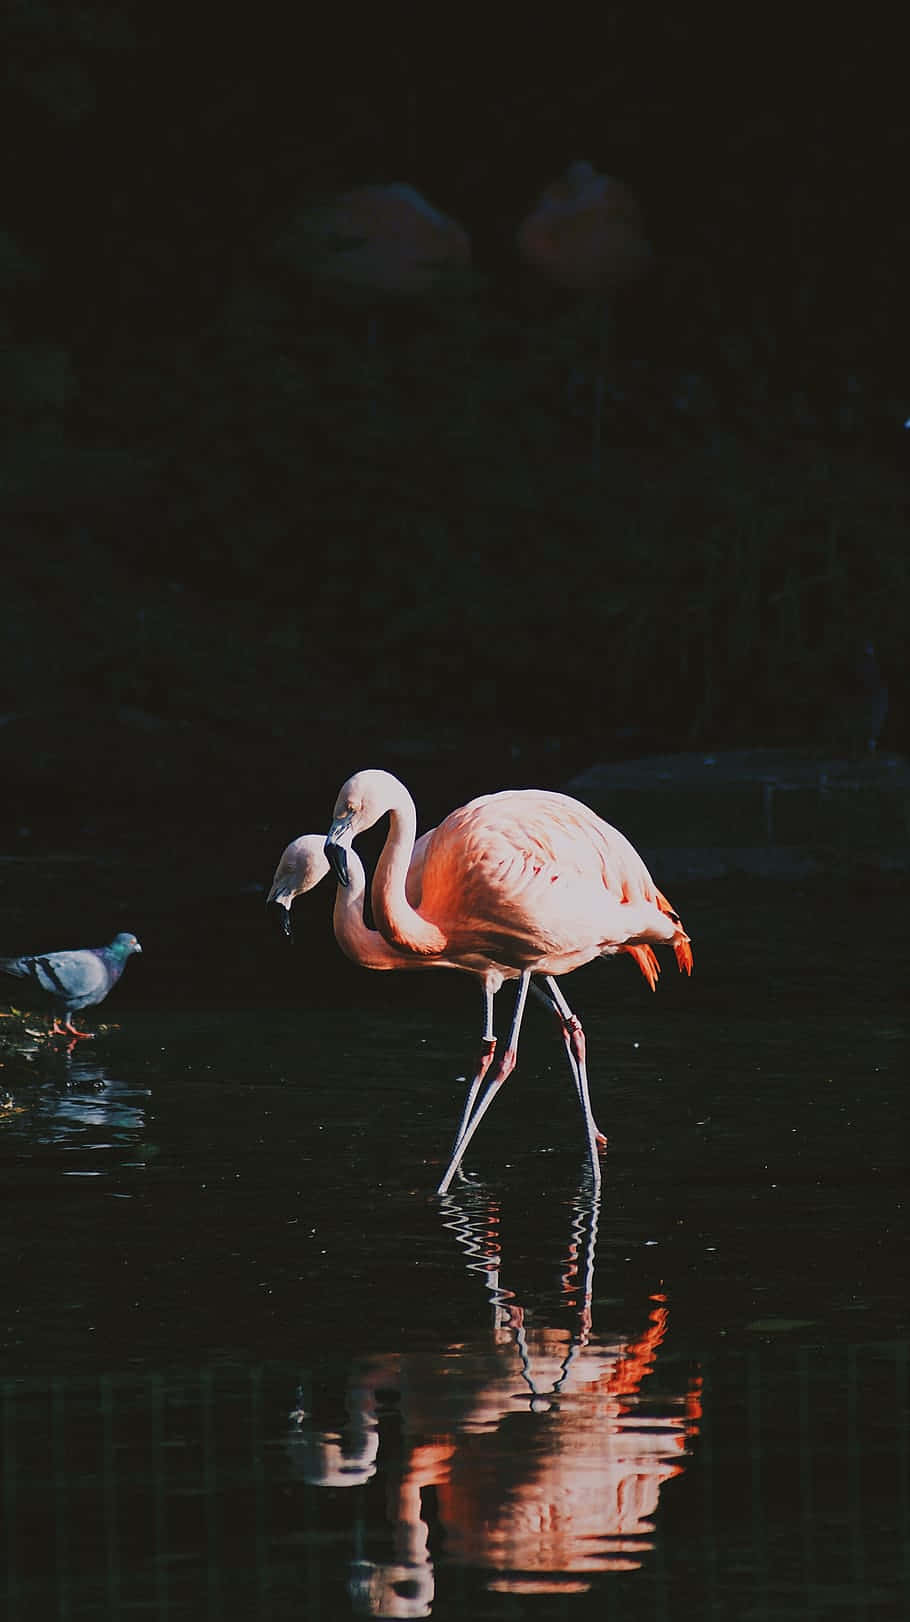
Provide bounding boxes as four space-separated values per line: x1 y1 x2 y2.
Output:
268 832 429 963
323 771 692 1193
267 833 633 1163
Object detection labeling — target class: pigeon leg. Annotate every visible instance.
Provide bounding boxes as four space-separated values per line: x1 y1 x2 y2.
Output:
52 1019 94 1041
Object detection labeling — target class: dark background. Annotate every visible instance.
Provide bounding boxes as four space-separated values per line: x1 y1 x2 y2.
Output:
2 5 907 970
1 27 908 1615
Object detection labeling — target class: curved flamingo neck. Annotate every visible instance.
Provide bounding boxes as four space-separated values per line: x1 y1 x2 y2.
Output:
331 853 402 970
370 782 447 956
332 848 449 971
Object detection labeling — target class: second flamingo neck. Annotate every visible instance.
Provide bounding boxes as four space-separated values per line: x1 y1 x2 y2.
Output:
372 805 447 956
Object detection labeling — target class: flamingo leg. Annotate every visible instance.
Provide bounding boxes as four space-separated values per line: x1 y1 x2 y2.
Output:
529 979 607 1147
528 979 587 1110
540 976 603 1189
529 979 583 1107
436 972 532 1195
449 984 498 1155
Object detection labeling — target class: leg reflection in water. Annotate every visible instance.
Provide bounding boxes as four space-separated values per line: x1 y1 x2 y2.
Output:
286 1170 702 1611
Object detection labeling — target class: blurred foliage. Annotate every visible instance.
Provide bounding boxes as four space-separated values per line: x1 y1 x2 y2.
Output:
1 8 907 769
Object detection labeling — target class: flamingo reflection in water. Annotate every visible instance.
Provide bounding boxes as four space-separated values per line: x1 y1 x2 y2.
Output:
286 1181 702 1612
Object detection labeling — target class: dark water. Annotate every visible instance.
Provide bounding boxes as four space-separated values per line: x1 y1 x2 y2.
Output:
1 880 908 1619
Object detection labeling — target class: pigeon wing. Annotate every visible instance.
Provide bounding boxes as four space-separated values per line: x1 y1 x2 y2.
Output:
29 949 112 1010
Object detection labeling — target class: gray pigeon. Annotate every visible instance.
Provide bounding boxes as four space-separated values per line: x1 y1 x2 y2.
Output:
0 932 142 1038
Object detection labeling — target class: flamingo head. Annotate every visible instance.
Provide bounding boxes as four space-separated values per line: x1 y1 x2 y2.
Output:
324 768 406 886
267 835 331 936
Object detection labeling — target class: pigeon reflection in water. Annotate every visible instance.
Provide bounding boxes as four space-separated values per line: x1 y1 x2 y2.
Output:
287 1184 701 1609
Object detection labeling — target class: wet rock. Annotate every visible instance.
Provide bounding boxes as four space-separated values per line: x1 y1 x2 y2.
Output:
564 749 910 878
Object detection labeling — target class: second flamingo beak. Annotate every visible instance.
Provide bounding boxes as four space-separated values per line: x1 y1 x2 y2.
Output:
324 824 351 887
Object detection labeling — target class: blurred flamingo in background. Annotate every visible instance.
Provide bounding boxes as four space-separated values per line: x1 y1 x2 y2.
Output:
518 160 652 466
324 770 692 1193
284 181 472 413
518 161 651 295
296 182 471 299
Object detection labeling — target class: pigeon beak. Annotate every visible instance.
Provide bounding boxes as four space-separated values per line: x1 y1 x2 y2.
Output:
324 822 351 888
133 942 143 953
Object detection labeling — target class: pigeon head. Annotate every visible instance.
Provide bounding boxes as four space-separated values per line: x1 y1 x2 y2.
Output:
109 932 142 959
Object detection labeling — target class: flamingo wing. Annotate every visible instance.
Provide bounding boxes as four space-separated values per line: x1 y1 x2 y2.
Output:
414 790 671 968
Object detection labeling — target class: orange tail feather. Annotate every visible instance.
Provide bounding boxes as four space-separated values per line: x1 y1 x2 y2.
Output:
623 943 661 991
655 889 694 976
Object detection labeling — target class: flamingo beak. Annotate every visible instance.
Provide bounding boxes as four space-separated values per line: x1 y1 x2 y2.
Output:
267 896 294 938
324 821 351 887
